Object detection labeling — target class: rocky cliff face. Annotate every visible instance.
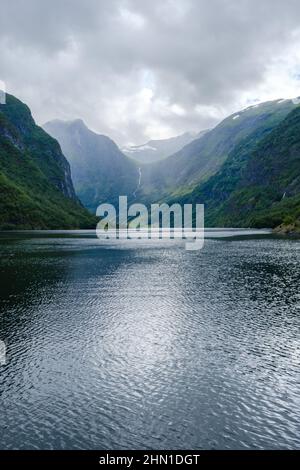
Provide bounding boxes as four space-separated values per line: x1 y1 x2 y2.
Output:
0 94 96 229
1 95 77 200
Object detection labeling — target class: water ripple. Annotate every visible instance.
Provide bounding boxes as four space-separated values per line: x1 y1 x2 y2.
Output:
0 233 299 449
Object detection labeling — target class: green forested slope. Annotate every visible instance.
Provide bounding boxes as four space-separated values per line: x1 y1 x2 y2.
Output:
178 105 300 229
140 99 299 199
0 94 96 229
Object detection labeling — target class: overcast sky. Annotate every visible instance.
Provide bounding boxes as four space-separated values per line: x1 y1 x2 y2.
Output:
1 0 300 145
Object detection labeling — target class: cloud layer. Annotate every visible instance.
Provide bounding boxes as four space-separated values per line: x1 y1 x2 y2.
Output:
1 0 300 145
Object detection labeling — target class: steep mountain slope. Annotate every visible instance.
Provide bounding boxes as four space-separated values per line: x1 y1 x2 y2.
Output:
140 99 299 200
0 94 96 229
44 119 139 213
122 131 208 164
178 104 300 229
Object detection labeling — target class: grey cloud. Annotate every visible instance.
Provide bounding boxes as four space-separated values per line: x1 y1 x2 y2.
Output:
1 0 300 145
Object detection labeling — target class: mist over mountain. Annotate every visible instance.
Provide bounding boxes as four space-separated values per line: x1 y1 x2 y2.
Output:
44 119 140 213
122 130 209 164
44 97 300 234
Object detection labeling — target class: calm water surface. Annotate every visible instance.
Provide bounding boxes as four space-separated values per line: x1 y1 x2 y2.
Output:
0 230 299 449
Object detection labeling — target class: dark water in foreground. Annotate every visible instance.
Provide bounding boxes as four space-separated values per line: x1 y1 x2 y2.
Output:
0 230 299 450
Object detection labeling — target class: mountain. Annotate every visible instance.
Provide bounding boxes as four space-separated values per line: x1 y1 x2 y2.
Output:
0 94 96 230
44 119 140 213
174 103 300 230
42 97 300 232
122 131 208 164
140 99 299 200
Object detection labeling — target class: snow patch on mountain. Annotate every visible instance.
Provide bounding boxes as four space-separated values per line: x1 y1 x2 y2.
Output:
123 144 157 153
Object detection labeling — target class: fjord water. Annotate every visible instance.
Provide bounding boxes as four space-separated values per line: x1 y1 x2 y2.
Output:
0 231 299 450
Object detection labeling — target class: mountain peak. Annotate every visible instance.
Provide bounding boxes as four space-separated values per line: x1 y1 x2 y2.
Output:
122 130 207 164
44 118 87 130
43 118 139 213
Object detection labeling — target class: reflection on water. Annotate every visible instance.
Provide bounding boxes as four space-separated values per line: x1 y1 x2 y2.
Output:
0 230 299 450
